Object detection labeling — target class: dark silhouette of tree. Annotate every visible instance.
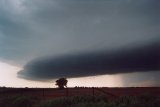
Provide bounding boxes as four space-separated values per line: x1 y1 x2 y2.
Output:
55 78 68 89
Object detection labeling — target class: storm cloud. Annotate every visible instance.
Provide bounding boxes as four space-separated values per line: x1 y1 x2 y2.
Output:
0 0 160 81
18 41 160 80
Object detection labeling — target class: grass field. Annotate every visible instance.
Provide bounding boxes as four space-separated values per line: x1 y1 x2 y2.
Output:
0 87 160 107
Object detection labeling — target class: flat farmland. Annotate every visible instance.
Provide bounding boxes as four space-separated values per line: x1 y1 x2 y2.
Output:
0 87 160 100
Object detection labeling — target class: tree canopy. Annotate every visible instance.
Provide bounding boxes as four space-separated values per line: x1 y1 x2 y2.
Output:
55 78 68 89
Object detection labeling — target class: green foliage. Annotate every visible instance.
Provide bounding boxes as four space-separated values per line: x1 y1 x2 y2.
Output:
0 94 159 107
55 78 68 89
109 94 160 107
0 95 38 107
40 94 160 107
12 96 36 107
39 95 107 107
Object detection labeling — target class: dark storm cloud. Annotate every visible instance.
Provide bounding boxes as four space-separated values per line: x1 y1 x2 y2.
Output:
18 41 160 80
0 0 160 65
0 0 160 81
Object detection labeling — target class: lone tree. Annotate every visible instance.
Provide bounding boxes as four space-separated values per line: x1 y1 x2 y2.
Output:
55 78 68 89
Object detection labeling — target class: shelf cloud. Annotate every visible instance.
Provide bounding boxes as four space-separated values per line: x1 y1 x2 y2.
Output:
18 42 160 80
0 0 159 81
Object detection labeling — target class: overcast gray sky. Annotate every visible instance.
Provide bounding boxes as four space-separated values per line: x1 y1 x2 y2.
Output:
0 0 160 87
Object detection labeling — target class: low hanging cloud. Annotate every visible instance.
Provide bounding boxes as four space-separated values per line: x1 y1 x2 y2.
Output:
18 42 160 81
0 0 160 82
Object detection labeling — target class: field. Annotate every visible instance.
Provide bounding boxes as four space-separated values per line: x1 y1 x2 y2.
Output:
0 87 160 107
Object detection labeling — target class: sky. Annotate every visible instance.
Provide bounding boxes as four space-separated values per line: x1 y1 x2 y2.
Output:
0 0 160 87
